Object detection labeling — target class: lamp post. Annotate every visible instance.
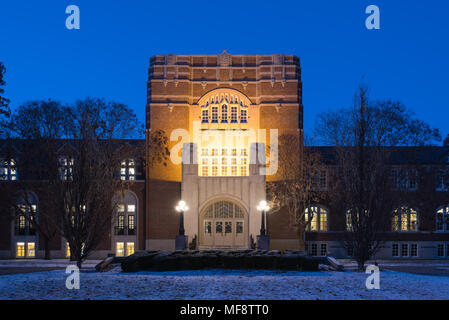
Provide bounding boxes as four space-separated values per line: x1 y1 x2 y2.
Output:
256 200 270 250
175 200 188 250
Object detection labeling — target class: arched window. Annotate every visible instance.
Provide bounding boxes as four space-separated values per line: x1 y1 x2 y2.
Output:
221 104 228 123
230 106 238 123
115 192 137 236
305 205 328 232
392 207 418 232
211 106 218 123
436 205 449 232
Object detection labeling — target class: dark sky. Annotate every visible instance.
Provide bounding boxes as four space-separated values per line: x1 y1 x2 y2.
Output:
0 1 448 140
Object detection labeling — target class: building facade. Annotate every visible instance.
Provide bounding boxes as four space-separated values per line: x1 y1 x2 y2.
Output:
0 52 448 260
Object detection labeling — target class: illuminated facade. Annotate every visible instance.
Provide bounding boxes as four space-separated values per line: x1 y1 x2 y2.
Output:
0 52 448 260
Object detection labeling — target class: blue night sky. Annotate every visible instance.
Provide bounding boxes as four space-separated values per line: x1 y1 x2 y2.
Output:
0 1 448 140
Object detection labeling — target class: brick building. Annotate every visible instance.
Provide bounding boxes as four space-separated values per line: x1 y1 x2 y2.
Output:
0 52 448 259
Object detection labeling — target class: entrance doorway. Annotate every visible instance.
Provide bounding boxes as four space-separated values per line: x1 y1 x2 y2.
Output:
199 200 248 249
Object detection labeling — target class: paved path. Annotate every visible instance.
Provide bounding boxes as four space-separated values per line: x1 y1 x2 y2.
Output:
0 267 65 276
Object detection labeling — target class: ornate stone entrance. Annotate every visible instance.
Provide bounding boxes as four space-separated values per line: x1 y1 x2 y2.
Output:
199 200 248 249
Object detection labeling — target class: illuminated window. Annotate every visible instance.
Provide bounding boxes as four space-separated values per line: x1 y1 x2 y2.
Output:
116 201 136 236
240 109 247 123
211 106 218 123
66 242 71 258
126 242 135 256
305 206 328 232
116 242 124 257
392 207 418 231
15 202 37 236
16 242 25 258
0 159 17 180
27 242 35 258
436 206 449 232
121 159 136 181
199 147 248 177
345 211 359 231
59 157 74 181
221 105 228 123
221 166 228 176
204 221 212 234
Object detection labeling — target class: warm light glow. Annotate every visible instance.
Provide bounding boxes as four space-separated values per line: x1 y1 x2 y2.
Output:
176 200 188 212
257 200 270 212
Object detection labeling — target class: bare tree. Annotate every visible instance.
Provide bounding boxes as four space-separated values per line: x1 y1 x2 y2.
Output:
266 134 326 250
444 134 449 147
0 62 10 137
316 85 441 270
1 100 69 259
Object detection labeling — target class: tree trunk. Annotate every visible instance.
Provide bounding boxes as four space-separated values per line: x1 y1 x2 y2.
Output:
43 238 51 260
77 260 82 269
297 228 306 251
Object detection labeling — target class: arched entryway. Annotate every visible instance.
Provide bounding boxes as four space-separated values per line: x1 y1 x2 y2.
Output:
199 200 248 249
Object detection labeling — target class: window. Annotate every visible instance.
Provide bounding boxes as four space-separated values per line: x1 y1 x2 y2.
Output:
116 242 124 257
309 243 318 256
312 170 327 190
392 207 418 232
401 244 408 257
0 159 17 180
410 244 418 257
126 242 135 256
115 197 137 236
240 109 247 123
199 147 249 177
211 106 218 123
15 203 37 236
231 106 238 123
202 109 209 123
391 168 418 190
437 244 444 257
59 157 74 181
436 206 449 232
236 221 243 234
16 242 25 258
392 244 399 257
436 170 448 191
66 242 71 258
205 221 212 234
27 242 35 258
221 105 228 123
320 243 328 256
304 205 328 232
121 159 136 181
345 211 358 231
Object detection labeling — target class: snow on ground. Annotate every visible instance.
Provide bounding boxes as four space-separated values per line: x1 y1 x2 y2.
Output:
0 268 448 300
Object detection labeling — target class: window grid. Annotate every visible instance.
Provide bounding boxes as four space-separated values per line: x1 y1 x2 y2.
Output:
199 147 249 177
305 206 328 232
0 159 17 180
121 159 136 181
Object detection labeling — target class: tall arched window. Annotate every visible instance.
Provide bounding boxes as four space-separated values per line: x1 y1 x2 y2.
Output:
436 205 449 232
304 205 328 232
221 104 228 123
392 207 418 232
